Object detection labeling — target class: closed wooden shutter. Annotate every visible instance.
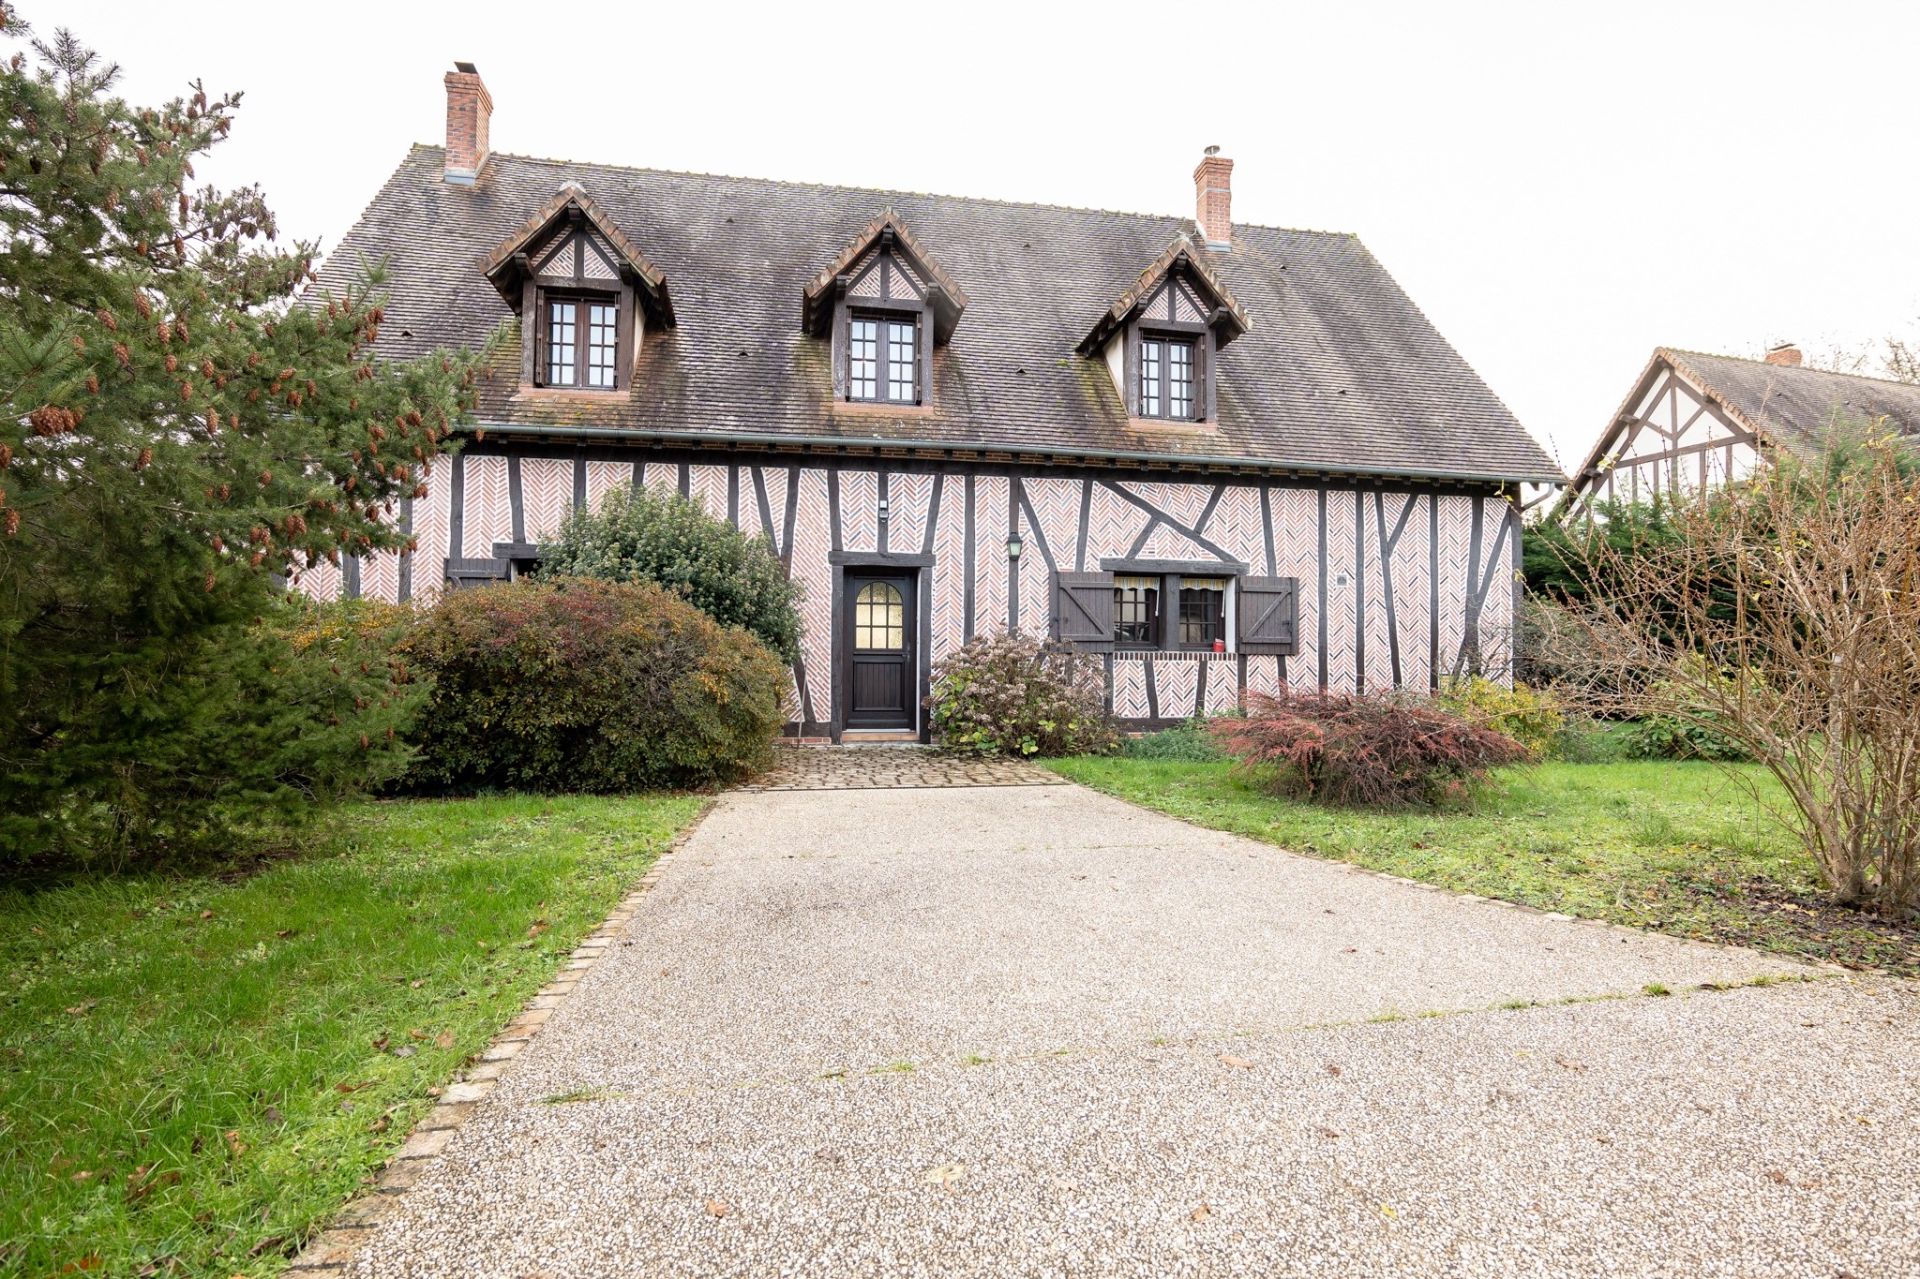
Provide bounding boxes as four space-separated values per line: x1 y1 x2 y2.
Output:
1237 576 1298 654
1052 571 1116 651
531 295 549 388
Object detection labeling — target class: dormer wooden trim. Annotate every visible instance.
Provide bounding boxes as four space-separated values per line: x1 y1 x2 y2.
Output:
1077 235 1249 359
483 183 673 328
803 210 967 344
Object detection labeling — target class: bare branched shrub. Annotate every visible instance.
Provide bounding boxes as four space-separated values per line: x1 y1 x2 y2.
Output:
1554 438 1920 914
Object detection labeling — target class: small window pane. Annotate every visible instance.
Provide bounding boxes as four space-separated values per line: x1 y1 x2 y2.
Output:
850 318 879 400
586 302 618 388
1178 577 1226 647
886 319 917 402
854 581 904 650
1114 574 1160 646
547 300 577 386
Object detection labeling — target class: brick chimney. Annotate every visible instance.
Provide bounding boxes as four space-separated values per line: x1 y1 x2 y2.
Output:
1193 146 1234 248
443 62 492 185
1764 341 1802 367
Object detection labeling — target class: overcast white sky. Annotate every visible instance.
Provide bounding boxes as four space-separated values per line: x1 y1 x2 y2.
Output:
36 0 1920 472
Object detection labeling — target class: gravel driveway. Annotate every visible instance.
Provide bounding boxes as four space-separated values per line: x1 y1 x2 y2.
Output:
346 768 1920 1278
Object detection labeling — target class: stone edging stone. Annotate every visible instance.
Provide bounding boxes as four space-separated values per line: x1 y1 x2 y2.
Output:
283 800 716 1276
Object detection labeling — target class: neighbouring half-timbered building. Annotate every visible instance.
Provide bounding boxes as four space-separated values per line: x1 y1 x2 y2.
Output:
306 65 1560 740
1555 343 1920 521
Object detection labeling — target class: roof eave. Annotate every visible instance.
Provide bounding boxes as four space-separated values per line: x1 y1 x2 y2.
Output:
462 420 1562 487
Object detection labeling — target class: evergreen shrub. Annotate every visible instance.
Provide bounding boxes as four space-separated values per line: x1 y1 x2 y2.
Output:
0 592 424 866
537 487 802 662
401 578 786 792
1121 719 1227 762
1434 677 1566 761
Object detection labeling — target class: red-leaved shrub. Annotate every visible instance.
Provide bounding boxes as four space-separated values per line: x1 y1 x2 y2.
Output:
1209 690 1528 807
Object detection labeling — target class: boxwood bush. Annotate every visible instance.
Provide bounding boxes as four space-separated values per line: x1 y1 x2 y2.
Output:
929 633 1118 758
1433 676 1565 761
1121 718 1227 762
537 486 802 662
400 578 786 792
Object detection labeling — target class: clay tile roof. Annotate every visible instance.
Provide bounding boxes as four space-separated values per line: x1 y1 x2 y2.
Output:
1660 348 1920 457
1558 346 1920 516
313 145 1561 485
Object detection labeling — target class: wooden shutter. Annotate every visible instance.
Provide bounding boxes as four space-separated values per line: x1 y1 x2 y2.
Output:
531 292 549 388
1052 571 1115 652
1237 576 1298 654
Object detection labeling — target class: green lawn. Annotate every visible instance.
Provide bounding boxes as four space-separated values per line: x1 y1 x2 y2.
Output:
0 793 705 1278
1043 756 1917 975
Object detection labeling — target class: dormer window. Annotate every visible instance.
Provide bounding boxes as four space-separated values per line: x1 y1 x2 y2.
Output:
541 293 621 389
849 311 921 404
1078 238 1250 426
1140 334 1197 419
803 211 968 410
833 253 928 406
481 182 675 395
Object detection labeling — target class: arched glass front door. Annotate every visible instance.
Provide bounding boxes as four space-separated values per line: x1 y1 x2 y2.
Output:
844 573 915 729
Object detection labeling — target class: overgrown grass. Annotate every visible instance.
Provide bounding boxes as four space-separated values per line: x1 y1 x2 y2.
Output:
0 793 704 1277
1044 756 1917 974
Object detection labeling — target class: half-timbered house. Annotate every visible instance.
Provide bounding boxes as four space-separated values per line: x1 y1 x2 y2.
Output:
306 65 1561 740
1555 343 1920 520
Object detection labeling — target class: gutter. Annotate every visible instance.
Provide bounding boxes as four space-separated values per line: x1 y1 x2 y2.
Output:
462 421 1568 489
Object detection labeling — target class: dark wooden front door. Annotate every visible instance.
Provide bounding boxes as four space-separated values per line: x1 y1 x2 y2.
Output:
844 572 915 729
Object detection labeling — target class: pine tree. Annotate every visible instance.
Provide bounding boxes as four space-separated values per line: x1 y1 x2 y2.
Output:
0 8 482 863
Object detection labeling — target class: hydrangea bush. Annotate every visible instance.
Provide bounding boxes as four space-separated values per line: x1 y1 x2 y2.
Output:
928 633 1118 758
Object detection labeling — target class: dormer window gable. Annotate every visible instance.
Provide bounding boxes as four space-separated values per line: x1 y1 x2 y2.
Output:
803 211 967 408
482 182 673 393
1077 236 1249 425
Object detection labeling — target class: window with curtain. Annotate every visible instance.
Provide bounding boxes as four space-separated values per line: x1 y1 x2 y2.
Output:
1177 577 1227 647
1113 574 1161 646
1106 573 1231 649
